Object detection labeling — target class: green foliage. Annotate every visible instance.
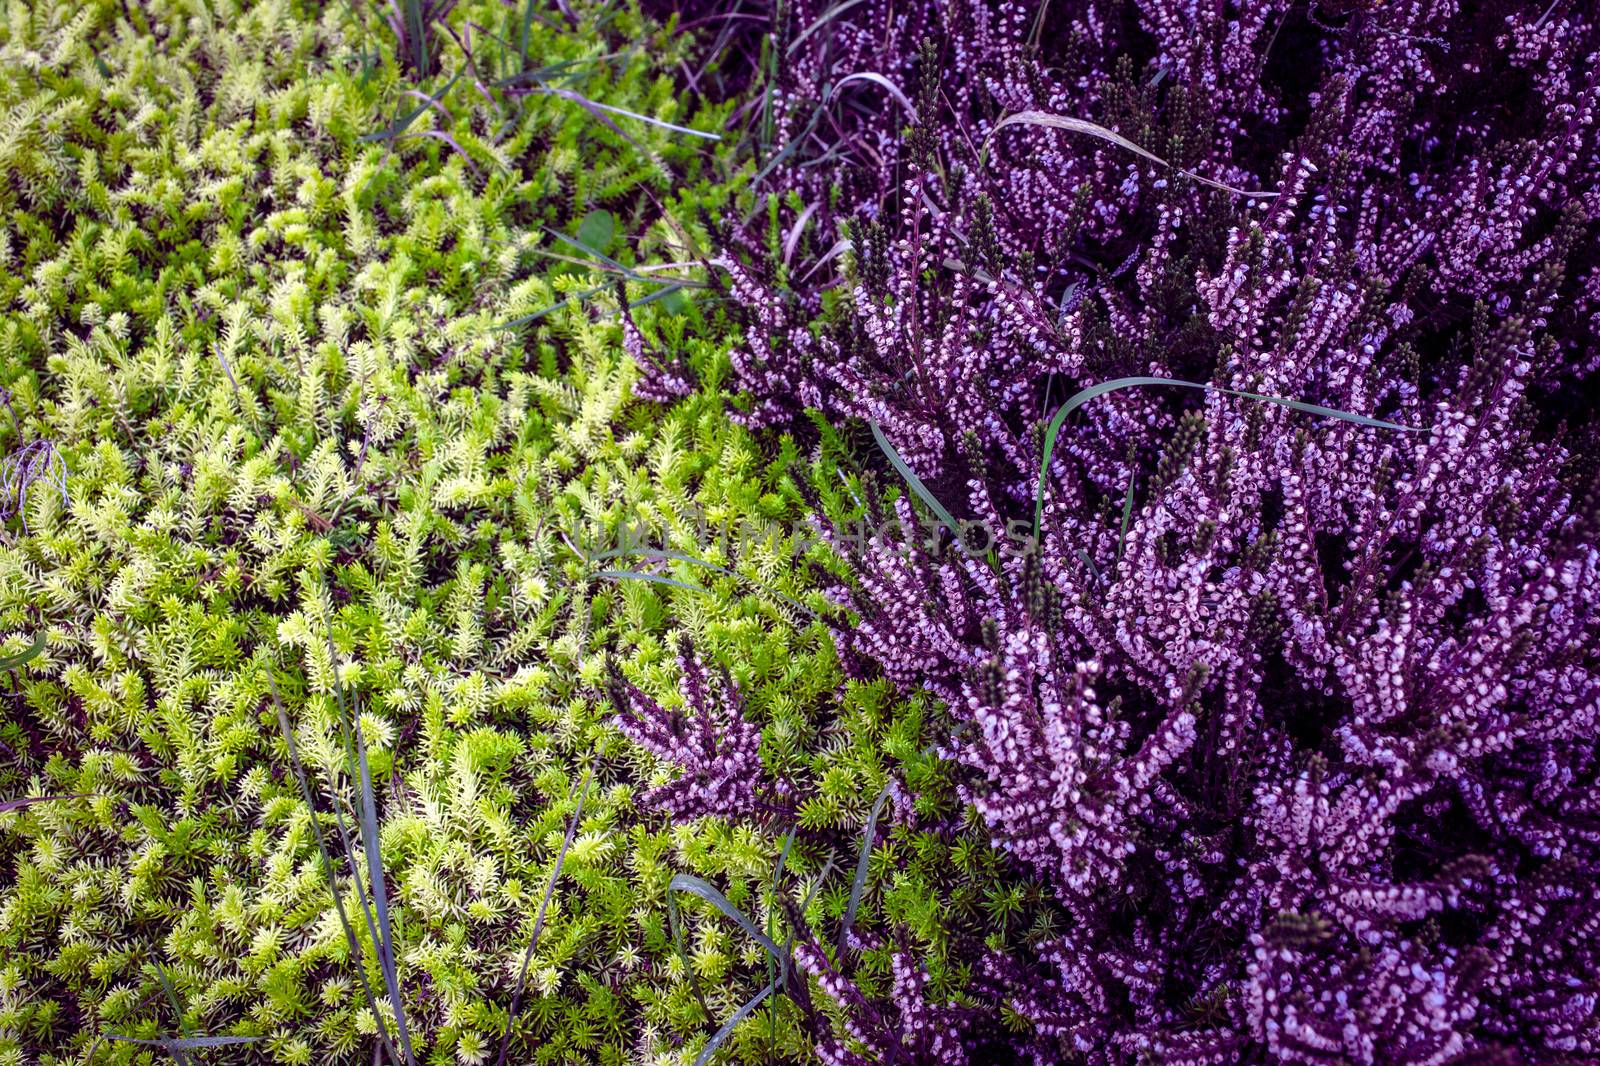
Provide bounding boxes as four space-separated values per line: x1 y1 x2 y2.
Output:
0 0 1035 1063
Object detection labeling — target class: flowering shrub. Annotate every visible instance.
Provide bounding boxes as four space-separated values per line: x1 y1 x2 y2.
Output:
5 0 1598 1061
710 0 1600 1060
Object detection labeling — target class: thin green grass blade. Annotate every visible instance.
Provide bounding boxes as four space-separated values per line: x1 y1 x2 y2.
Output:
103 1036 264 1050
495 769 593 1066
590 549 817 618
542 224 629 273
318 618 405 1066
353 693 416 1066
1115 470 1137 568
360 71 463 143
868 420 962 541
1033 376 1425 535
151 961 191 1066
838 785 891 957
268 670 404 1066
695 978 780 1066
666 875 710 1019
517 0 536 72
494 285 603 330
669 874 784 959
982 111 1280 198
405 0 427 77
495 277 690 333
494 51 628 90
597 569 708 595
612 281 690 312
786 0 867 54
0 794 86 814
765 827 796 1049
0 632 44 672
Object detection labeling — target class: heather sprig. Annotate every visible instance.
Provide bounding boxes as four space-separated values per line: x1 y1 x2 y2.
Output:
711 0 1600 1059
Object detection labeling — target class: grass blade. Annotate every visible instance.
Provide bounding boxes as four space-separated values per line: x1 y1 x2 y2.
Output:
495 769 593 1066
1115 466 1137 568
597 569 709 595
104 1036 265 1050
494 285 604 330
786 0 866 54
765 827 796 1049
543 223 629 273
669 874 785 959
151 961 191 1066
268 670 405 1066
868 420 962 541
590 548 817 618
0 794 86 814
838 785 891 957
666 874 711 1019
1034 376 1425 535
352 691 416 1066
695 978 780 1066
361 72 464 143
826 72 915 120
532 86 720 140
0 632 44 672
982 111 1280 198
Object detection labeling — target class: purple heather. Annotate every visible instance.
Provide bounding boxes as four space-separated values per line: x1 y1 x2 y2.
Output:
692 0 1600 1059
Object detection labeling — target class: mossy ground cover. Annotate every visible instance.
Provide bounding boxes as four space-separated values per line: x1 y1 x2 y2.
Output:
0 1 1038 1063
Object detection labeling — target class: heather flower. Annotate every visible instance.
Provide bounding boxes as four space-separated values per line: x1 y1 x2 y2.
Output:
703 0 1600 1058
606 638 792 825
617 282 697 404
791 943 979 1065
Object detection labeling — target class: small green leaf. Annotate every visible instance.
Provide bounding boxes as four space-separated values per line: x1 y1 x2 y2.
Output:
576 209 615 254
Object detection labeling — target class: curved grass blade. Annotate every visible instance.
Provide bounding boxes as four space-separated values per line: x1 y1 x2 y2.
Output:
786 0 867 54
868 420 962 541
1034 376 1426 535
591 548 817 618
0 794 87 814
826 72 915 120
983 111 1280 198
268 671 404 1066
670 874 785 959
361 71 464 143
495 769 593 1066
666 874 711 1020
0 632 44 672
798 237 851 284
838 785 891 957
781 201 819 269
695 977 779 1066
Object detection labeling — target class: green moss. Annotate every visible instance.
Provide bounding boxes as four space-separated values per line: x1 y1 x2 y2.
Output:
0 1 1040 1063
